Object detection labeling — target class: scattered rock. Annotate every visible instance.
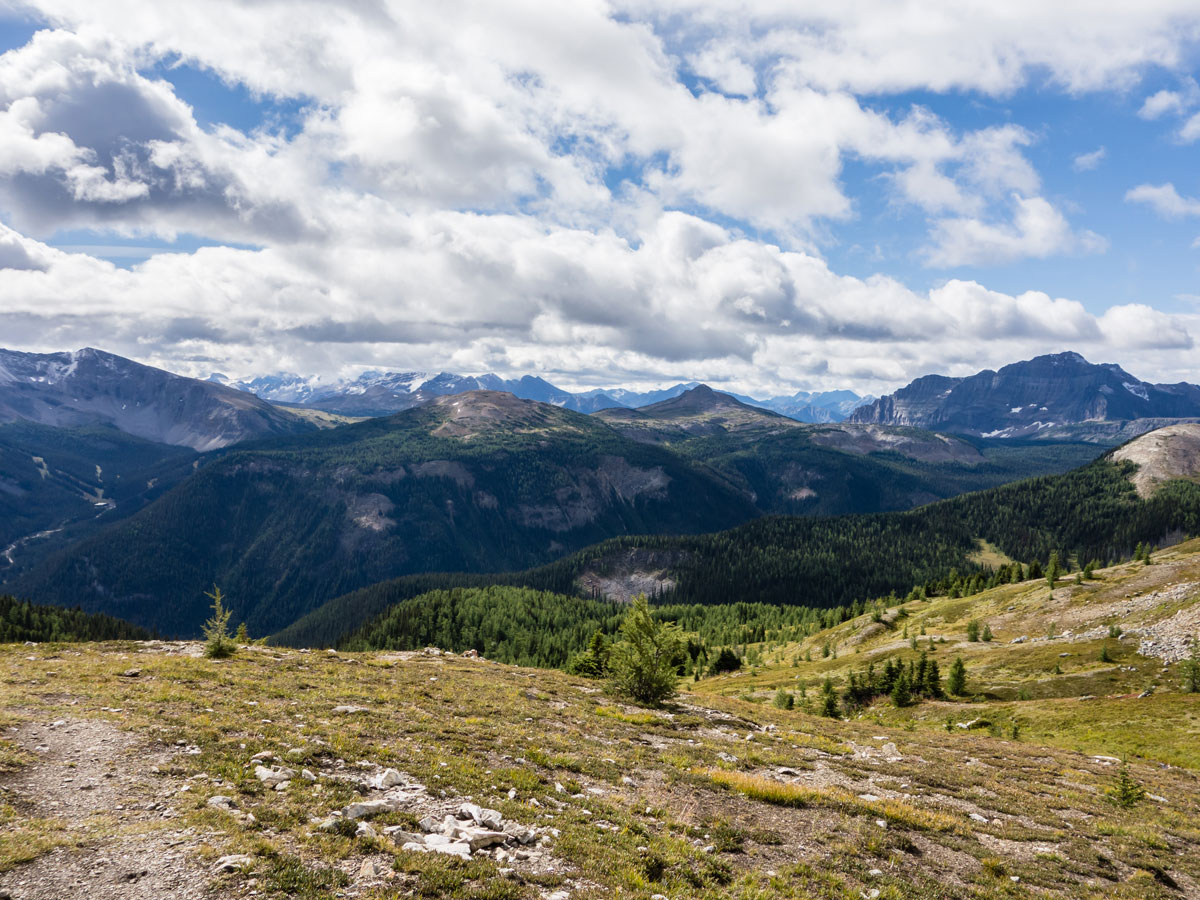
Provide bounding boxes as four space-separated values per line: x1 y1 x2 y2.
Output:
118 668 141 678
213 854 254 874
370 768 405 789
332 705 368 715
206 795 237 811
253 765 294 787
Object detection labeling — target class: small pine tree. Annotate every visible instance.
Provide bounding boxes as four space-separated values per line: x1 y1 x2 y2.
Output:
607 596 685 706
773 688 794 710
890 672 913 708
1046 552 1061 590
1181 638 1200 694
966 620 980 642
819 677 840 718
234 622 249 644
1027 559 1043 580
1100 643 1112 663
981 624 993 642
947 657 967 696
1106 759 1146 809
202 585 236 659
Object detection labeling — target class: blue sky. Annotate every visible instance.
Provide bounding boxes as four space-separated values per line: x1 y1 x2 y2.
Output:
0 2 1198 394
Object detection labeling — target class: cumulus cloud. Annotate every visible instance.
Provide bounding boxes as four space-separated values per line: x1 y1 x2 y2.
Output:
1125 182 1200 218
924 196 1107 267
0 209 1193 398
0 1 1195 395
1072 147 1106 171
1139 89 1187 119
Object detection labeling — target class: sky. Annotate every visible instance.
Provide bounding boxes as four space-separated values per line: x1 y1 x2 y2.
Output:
0 1 1199 397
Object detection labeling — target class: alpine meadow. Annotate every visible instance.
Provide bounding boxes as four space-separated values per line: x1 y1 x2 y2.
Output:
2 3 1200 900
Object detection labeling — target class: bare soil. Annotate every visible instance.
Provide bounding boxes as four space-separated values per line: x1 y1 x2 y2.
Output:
0 716 220 900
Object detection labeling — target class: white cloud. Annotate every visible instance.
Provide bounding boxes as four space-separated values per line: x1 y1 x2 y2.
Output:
1179 110 1200 143
1072 147 1106 171
924 195 1107 267
1125 182 1200 218
0 209 1191 398
0 1 1195 395
1139 89 1185 119
688 42 757 96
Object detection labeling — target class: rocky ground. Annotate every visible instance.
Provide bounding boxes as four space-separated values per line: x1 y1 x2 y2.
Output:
0 716 211 900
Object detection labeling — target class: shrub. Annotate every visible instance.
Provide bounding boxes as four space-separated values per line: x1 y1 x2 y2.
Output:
707 646 742 676
773 689 794 710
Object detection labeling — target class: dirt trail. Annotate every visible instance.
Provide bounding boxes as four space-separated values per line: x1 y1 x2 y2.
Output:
0 717 220 900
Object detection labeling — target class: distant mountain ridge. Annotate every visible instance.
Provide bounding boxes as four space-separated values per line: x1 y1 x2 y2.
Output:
849 352 1200 438
0 347 315 451
212 369 873 422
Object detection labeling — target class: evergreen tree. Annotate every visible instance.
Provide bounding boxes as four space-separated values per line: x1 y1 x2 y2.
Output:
773 688 794 710
966 620 980 642
202 585 236 659
1180 638 1200 694
890 671 913 707
924 658 943 698
820 676 841 718
1046 552 1061 590
947 657 967 696
607 595 685 706
566 629 610 677
981 624 993 642
1107 759 1146 809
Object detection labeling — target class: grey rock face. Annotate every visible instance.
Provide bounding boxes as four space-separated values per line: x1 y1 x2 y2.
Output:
849 352 1200 438
0 347 314 451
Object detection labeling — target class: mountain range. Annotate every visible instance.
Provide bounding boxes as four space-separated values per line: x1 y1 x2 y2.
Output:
211 369 874 423
851 351 1200 439
6 344 1200 641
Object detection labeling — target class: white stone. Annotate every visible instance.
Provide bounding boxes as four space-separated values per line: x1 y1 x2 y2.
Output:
213 854 254 874
344 798 402 820
372 768 405 789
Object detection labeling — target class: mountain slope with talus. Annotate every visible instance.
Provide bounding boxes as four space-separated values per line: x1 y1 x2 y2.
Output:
0 347 316 451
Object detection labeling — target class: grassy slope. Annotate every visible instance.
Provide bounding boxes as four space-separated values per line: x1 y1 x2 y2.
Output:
694 538 1200 769
2 616 1199 898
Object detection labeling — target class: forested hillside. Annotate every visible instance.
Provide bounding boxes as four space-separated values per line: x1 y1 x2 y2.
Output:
0 595 149 642
5 393 757 636
0 421 198 574
285 455 1200 647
